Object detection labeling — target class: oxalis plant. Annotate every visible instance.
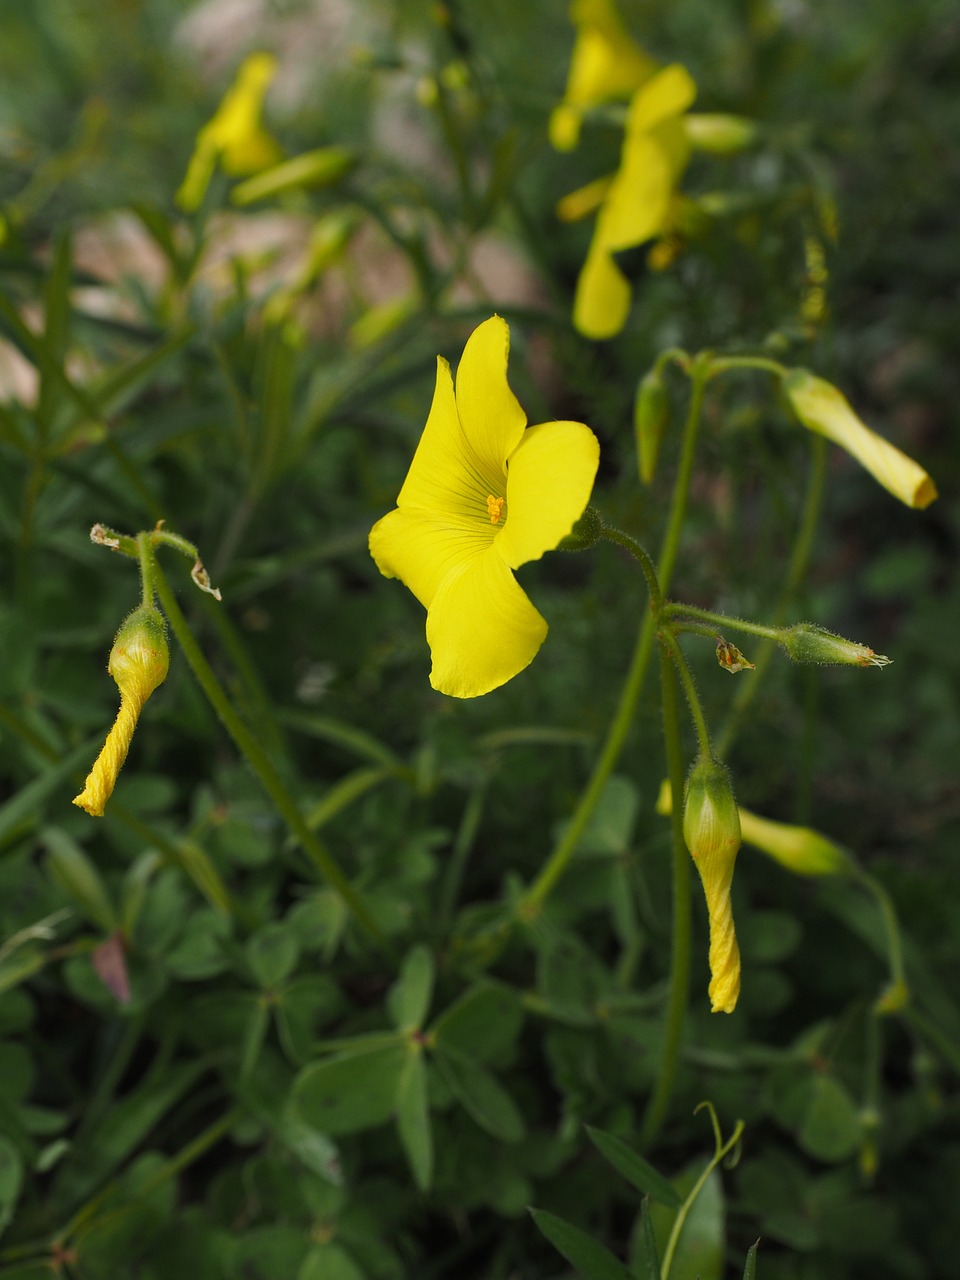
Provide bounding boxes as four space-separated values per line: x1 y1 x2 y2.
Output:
74 313 935 1277
2 2 947 1276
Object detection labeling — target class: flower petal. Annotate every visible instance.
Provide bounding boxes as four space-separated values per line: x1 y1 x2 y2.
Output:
626 63 696 135
426 549 547 697
573 238 633 339
396 356 491 520
498 422 600 569
369 507 490 609
454 316 527 477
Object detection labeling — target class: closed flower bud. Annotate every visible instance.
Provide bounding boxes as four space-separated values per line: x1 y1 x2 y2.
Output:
682 113 758 154
634 367 669 484
783 368 937 510
780 623 891 668
683 756 742 1013
558 504 605 551
73 607 169 818
738 808 851 876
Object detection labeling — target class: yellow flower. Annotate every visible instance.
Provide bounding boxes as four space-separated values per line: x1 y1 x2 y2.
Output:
784 369 937 510
550 0 657 151
176 52 283 212
561 64 697 339
73 608 169 817
737 808 851 876
369 317 600 698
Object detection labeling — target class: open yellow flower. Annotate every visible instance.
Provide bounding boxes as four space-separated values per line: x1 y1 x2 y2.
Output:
550 0 657 151
176 52 283 212
369 317 600 698
560 64 697 339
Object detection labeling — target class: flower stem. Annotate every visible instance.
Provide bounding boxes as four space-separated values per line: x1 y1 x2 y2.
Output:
659 629 712 758
600 526 662 611
149 550 388 952
137 532 156 608
520 356 708 914
715 435 825 759
640 644 692 1150
662 603 782 644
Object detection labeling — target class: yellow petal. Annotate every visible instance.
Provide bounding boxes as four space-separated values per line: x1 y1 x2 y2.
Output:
599 133 672 250
369 507 491 610
454 316 527 475
556 173 614 223
396 357 495 520
573 238 632 339
626 63 696 135
426 549 547 697
498 421 600 569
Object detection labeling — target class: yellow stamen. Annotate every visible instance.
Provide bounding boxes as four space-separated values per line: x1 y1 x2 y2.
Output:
486 494 505 525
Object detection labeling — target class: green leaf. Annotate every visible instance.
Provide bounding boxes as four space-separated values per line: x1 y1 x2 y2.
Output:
387 945 434 1030
629 1199 661 1280
433 1046 525 1143
430 980 524 1064
246 922 299 989
43 827 116 932
119 850 161 936
0 1132 23 1236
586 1127 681 1207
274 976 344 1065
396 1046 432 1191
0 738 101 850
530 1208 635 1280
293 1040 407 1135
743 1240 760 1279
796 1074 861 1162
650 1167 725 1280
298 1242 367 1280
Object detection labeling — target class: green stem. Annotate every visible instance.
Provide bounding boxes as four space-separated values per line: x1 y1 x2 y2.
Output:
600 526 662 611
136 532 156 607
660 1109 745 1280
659 630 712 758
149 552 388 951
706 353 787 380
662 603 781 643
715 436 825 759
640 645 692 1149
520 360 708 914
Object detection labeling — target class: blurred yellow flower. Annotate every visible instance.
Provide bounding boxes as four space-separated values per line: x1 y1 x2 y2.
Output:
74 608 169 817
784 369 937 510
550 0 656 151
560 64 696 339
369 317 600 698
176 52 283 212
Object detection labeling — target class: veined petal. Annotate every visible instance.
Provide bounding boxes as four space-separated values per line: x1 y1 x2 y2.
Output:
454 316 527 478
426 549 547 697
573 238 632 339
626 63 696 135
498 422 600 569
369 507 491 609
397 357 492 521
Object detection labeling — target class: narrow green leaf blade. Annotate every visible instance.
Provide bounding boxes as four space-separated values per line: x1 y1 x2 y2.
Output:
586 1126 682 1207
387 945 434 1030
396 1047 432 1191
530 1208 635 1280
433 1047 525 1143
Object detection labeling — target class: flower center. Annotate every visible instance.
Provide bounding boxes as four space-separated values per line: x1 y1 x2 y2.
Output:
486 494 505 525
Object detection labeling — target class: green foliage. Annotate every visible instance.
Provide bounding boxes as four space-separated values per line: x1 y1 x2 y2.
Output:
0 0 957 1277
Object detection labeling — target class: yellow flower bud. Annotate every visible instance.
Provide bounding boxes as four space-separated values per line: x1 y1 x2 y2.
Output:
737 808 851 876
682 113 757 154
73 608 169 818
683 757 741 1014
783 369 937 510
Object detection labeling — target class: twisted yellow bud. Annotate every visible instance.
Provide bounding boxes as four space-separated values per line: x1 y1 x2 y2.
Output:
784 369 937 510
73 608 169 817
683 757 742 1014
